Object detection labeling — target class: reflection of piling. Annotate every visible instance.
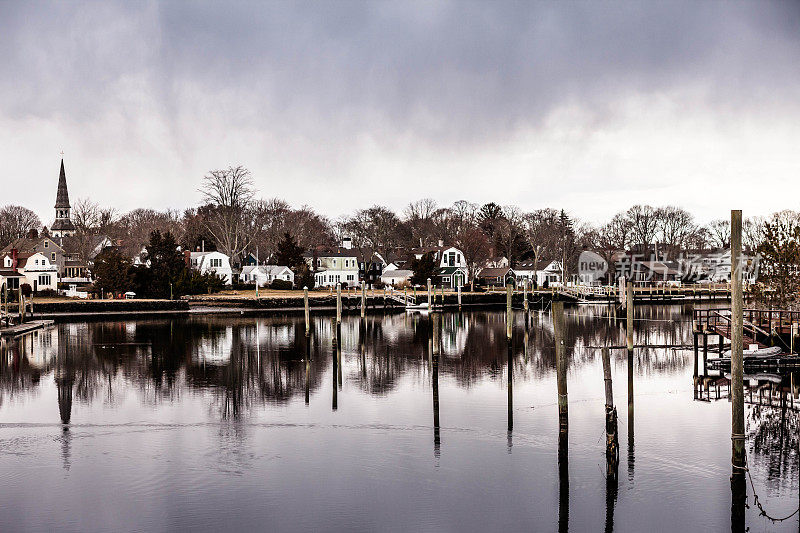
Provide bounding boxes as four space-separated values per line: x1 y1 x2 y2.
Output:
731 209 746 473
693 331 699 393
553 301 568 432
601 347 618 465
507 336 513 434
702 334 708 377
361 282 366 318
558 426 569 533
431 313 441 455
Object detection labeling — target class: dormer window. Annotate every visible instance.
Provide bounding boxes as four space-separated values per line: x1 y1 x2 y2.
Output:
44 241 48 248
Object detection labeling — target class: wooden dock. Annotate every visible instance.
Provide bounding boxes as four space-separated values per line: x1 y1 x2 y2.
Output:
0 320 55 338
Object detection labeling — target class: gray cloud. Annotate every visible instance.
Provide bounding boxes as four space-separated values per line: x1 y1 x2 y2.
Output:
1 1 799 222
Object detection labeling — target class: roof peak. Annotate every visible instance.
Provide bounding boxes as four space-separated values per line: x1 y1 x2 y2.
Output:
54 158 71 209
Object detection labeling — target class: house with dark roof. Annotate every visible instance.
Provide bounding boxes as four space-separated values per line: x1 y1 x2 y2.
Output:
409 241 468 288
477 267 516 287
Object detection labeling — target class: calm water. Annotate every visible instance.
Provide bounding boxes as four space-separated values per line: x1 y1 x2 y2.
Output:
1 306 797 532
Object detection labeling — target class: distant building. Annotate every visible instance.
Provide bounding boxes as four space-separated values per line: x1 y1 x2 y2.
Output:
305 241 360 287
1 250 58 292
239 265 294 287
515 260 563 287
50 159 77 238
189 251 233 285
410 242 468 288
477 267 516 287
381 268 413 287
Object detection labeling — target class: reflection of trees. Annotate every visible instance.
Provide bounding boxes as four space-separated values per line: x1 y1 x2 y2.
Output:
0 303 704 419
747 401 799 492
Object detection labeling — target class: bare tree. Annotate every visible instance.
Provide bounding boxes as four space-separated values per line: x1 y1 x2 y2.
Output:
493 206 526 264
523 208 561 279
0 205 41 248
707 219 731 249
199 166 257 263
626 205 661 247
743 216 765 253
657 206 695 259
404 198 444 247
453 226 490 291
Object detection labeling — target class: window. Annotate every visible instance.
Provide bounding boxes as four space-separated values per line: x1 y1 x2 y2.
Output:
448 252 455 266
44 241 48 248
51 252 56 261
39 274 51 286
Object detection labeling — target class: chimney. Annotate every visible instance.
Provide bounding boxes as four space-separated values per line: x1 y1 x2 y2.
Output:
438 239 444 248
201 240 205 253
184 250 191 267
11 249 18 270
342 237 352 250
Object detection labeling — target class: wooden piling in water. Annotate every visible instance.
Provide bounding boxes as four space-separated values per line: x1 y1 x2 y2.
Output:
457 284 462 310
336 283 342 325
304 287 310 336
523 279 529 328
731 209 745 472
427 278 432 310
553 301 568 432
18 288 24 324
361 282 366 318
506 283 513 341
602 347 618 464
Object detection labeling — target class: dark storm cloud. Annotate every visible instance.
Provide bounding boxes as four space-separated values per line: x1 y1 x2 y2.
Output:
1 0 800 221
3 1 799 143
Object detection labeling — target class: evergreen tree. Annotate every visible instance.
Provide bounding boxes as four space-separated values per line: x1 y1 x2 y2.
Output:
410 252 438 286
142 230 186 298
93 248 133 295
275 232 308 287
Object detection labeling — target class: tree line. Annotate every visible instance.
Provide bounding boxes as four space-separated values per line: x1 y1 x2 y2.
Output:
2 166 799 301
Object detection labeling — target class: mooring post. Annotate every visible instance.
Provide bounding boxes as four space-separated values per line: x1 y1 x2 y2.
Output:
693 331 699 392
625 281 633 351
506 282 513 341
336 283 342 325
553 301 568 433
457 284 462 310
523 279 529 328
702 333 708 378
18 288 24 324
731 209 746 473
625 281 634 478
431 312 441 455
361 282 366 318
304 287 310 336
602 347 618 464
427 278 432 310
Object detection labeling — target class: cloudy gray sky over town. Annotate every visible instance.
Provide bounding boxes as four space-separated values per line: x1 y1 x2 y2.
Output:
1 1 799 225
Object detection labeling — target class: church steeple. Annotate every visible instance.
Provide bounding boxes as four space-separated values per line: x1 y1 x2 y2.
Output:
51 158 76 238
55 158 71 209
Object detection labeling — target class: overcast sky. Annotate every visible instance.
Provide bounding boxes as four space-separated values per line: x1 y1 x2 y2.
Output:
1 0 799 226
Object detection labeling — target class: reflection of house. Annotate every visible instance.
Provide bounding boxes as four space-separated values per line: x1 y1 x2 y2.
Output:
189 251 233 285
477 267 515 287
239 265 294 287
305 241 360 287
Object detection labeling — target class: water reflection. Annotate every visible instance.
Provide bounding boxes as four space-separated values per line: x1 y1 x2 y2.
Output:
4 306 800 531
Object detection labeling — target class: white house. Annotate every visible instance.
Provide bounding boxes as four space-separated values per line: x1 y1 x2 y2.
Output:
411 242 469 288
240 265 294 287
381 269 413 287
2 251 58 292
306 247 360 288
189 251 233 285
515 260 563 287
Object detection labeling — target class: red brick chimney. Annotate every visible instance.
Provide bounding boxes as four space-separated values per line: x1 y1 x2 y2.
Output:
184 250 191 266
11 249 18 270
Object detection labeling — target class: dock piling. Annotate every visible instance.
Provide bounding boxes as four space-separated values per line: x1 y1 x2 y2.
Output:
553 301 568 432
731 209 745 473
303 287 310 336
602 347 618 464
506 283 513 341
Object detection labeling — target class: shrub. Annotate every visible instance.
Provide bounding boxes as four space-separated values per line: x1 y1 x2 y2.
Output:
21 283 32 297
270 279 293 290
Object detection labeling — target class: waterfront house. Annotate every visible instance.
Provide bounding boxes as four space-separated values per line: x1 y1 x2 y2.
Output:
189 251 233 285
410 242 469 288
2 251 58 292
514 260 563 287
305 241 360 287
477 266 516 287
239 265 294 287
380 267 413 287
